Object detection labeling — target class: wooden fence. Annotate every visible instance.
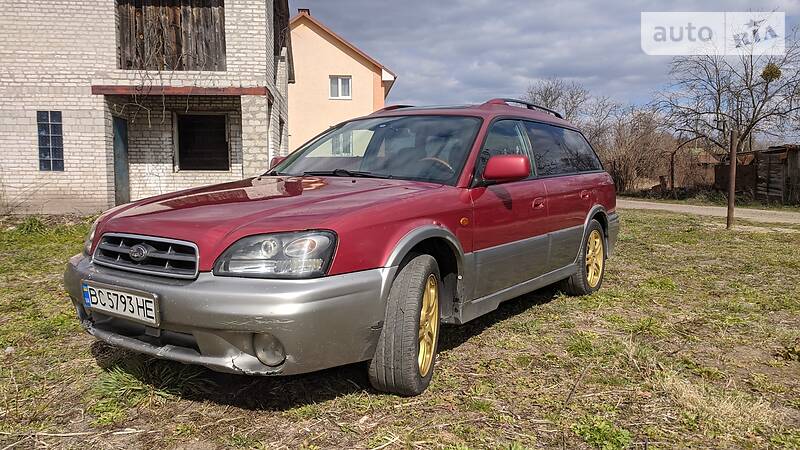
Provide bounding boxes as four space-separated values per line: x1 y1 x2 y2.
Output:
714 148 800 205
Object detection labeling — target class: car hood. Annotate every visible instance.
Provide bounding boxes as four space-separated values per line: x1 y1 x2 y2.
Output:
98 176 443 262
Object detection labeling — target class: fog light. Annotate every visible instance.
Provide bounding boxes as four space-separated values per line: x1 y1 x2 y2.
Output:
253 333 286 366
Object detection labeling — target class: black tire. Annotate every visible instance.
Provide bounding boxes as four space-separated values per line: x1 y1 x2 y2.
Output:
562 219 606 296
368 254 441 396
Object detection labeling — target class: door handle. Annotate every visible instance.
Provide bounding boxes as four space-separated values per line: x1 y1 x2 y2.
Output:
580 190 591 199
532 197 545 209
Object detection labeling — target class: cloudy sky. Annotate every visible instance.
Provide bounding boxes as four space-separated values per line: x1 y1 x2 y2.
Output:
288 0 799 106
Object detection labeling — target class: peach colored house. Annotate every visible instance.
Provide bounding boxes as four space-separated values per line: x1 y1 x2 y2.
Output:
288 9 396 150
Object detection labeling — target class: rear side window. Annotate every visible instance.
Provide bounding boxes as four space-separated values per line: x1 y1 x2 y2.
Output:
523 121 571 176
559 128 602 172
523 121 602 175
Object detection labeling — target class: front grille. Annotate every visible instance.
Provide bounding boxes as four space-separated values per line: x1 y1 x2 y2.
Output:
92 233 199 279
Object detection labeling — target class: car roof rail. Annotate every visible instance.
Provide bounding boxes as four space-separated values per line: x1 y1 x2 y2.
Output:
374 104 414 113
481 98 564 119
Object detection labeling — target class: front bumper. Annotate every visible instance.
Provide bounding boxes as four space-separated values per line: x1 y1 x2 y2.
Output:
64 254 396 375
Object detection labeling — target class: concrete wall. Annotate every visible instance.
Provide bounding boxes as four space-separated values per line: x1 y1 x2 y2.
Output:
287 15 384 151
0 0 289 214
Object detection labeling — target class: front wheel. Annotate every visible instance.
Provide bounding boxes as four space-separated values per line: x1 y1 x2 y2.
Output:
368 254 441 396
562 220 606 296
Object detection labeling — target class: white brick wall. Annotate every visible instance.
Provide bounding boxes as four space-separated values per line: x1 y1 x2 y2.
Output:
0 0 290 214
110 96 245 200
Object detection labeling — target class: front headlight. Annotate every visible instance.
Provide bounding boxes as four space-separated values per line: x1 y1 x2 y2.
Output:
213 231 337 279
83 218 100 256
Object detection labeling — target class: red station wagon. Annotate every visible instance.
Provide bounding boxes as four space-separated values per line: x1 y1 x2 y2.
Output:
65 98 619 396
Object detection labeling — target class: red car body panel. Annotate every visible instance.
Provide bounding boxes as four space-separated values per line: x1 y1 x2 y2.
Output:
471 179 549 250
94 176 475 275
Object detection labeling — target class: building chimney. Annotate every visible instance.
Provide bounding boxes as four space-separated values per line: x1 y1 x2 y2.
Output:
298 8 310 15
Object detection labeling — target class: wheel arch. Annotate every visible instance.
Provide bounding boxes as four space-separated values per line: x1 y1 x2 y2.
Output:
577 205 610 260
385 226 466 321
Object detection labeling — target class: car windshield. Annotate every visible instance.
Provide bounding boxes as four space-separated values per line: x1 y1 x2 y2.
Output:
272 115 482 185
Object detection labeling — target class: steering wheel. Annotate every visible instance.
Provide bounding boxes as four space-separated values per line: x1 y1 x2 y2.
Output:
420 157 455 174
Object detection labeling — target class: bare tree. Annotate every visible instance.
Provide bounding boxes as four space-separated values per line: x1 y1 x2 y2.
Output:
669 135 705 198
598 106 674 193
579 96 618 147
524 78 590 122
659 30 800 227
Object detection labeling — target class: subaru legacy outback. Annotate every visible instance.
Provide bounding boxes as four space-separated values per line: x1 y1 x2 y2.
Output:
65 98 619 396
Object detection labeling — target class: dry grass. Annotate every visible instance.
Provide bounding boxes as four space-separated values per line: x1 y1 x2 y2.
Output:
659 370 776 434
1 210 799 449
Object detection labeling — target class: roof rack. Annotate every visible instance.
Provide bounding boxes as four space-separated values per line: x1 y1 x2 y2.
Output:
374 104 414 113
481 98 564 119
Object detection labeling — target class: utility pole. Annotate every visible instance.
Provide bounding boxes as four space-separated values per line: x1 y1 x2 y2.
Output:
726 129 738 229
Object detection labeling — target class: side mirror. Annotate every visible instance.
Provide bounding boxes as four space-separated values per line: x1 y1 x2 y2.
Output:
270 156 286 169
482 155 531 183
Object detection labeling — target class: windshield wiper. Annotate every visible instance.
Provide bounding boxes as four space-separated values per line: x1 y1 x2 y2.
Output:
302 169 392 179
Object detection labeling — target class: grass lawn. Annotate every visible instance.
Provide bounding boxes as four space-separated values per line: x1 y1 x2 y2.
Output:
1 211 799 449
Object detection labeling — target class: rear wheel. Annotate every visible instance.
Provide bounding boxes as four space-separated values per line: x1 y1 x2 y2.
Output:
368 254 441 396
562 219 606 296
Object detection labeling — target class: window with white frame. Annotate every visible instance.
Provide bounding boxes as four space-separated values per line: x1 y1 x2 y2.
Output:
329 75 352 99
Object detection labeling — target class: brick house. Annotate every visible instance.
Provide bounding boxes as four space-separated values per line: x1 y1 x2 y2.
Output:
0 0 294 214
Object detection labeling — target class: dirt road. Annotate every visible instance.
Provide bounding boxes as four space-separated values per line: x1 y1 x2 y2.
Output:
617 199 800 225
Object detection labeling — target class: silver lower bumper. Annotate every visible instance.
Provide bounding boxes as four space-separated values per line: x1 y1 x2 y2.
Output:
64 254 396 375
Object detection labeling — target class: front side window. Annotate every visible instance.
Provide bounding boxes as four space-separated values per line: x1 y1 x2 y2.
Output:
523 121 574 176
330 76 352 99
273 115 482 185
37 111 63 171
482 120 529 157
476 120 532 180
177 115 229 171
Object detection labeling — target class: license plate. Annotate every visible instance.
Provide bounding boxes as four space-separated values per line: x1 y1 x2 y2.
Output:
82 281 159 326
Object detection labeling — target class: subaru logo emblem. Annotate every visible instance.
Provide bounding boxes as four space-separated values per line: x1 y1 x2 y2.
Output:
129 244 149 262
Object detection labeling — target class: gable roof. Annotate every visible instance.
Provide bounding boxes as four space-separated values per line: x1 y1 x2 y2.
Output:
290 10 396 92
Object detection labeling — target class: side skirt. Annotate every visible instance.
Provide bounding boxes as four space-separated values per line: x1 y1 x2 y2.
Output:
448 264 578 324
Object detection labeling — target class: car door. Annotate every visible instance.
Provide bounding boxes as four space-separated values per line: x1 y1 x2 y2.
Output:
522 121 590 271
470 119 550 299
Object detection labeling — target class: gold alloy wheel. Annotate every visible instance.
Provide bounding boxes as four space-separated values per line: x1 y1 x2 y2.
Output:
418 274 439 377
586 229 604 288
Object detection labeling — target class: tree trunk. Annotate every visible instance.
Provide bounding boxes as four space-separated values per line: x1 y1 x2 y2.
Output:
670 151 677 199
726 129 738 229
